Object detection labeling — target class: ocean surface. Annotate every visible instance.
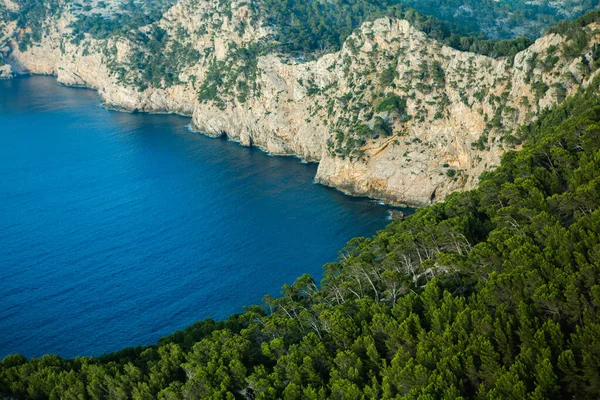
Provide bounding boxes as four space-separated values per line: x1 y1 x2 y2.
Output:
0 76 395 359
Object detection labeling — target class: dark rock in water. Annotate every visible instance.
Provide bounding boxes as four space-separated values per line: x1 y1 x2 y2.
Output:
389 209 406 220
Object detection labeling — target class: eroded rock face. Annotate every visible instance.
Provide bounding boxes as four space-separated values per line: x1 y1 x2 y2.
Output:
3 0 600 206
0 63 12 78
311 20 597 205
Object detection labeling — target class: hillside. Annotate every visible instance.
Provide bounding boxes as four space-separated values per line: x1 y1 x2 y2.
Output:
399 0 598 39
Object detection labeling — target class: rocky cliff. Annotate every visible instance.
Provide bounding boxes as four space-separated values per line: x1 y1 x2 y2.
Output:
0 62 12 78
2 0 600 206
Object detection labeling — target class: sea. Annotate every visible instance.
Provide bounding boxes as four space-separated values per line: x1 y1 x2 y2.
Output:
0 76 395 359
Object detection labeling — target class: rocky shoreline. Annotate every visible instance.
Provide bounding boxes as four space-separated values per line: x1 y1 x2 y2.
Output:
2 1 600 206
0 63 12 79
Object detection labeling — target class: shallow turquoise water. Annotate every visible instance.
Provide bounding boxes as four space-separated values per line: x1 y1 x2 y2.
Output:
0 76 393 359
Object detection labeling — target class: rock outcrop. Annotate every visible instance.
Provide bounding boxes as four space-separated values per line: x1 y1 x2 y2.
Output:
0 62 12 78
2 0 599 206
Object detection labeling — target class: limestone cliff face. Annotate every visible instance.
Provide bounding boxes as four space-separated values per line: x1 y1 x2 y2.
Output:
0 63 12 78
0 11 13 78
311 20 600 205
2 0 599 206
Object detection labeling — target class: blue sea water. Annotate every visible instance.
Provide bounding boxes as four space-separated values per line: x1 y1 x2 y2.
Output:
0 76 393 359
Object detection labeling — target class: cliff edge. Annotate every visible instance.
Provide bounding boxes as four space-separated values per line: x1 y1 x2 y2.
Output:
2 0 599 206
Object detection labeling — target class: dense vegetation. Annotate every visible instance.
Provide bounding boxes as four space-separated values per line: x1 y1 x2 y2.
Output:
399 0 599 40
255 0 597 57
260 0 536 58
3 76 600 398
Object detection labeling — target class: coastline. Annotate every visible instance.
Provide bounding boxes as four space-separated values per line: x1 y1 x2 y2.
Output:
9 72 418 211
5 13 598 208
11 69 420 207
